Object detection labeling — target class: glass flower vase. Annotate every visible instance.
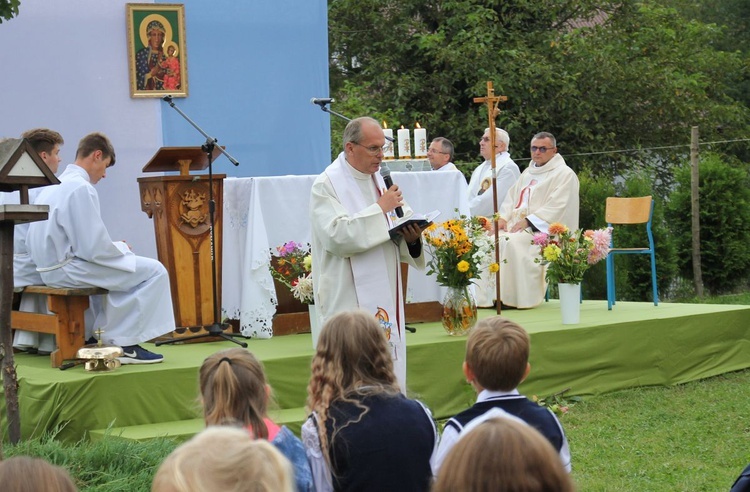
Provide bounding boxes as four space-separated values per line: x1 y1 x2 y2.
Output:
441 286 478 336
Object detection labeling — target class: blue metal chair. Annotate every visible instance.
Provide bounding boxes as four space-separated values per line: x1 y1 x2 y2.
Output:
605 196 658 310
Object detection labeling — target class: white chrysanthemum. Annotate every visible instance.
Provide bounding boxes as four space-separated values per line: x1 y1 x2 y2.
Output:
291 274 314 304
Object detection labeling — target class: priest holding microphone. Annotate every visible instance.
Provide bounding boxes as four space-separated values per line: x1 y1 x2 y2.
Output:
309 116 424 390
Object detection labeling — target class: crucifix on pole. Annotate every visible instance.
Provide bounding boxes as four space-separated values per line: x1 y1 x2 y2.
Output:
473 81 508 315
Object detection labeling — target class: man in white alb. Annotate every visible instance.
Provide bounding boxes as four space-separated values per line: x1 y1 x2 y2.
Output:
427 137 458 171
496 132 579 308
467 127 520 307
26 132 175 363
309 117 425 390
1 128 64 354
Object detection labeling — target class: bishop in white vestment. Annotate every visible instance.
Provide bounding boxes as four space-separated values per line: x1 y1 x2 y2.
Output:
496 132 579 308
310 117 425 390
26 133 174 356
468 128 521 307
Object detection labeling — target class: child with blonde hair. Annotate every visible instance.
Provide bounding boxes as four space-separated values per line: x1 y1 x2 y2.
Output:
152 426 295 492
302 309 438 492
433 316 571 474
199 348 313 491
433 416 575 492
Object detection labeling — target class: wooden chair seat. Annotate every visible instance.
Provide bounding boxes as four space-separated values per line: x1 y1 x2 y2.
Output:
605 196 659 310
11 286 108 368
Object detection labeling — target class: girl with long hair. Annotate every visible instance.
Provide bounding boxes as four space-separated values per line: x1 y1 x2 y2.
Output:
302 310 438 492
199 348 313 491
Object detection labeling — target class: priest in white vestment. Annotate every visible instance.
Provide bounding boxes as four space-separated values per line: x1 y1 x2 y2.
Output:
467 127 521 307
2 128 65 354
310 117 425 390
496 132 579 308
26 133 174 364
428 137 459 172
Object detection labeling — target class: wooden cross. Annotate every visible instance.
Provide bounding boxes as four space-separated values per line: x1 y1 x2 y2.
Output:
473 81 508 314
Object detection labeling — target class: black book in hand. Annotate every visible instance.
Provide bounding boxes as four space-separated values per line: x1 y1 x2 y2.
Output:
388 210 440 240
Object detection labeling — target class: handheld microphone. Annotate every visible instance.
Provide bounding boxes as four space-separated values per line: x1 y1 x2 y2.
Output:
310 97 335 106
380 167 404 218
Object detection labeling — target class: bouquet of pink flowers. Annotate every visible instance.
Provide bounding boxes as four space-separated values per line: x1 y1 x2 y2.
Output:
269 241 314 304
533 223 612 284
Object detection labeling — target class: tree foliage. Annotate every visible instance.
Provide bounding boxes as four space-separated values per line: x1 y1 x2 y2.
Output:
328 0 750 173
667 153 750 294
0 0 20 24
656 0 750 141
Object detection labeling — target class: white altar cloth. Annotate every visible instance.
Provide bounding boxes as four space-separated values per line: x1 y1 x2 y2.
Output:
222 171 470 337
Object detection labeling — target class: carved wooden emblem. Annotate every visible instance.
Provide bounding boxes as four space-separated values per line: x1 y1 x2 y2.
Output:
179 188 208 228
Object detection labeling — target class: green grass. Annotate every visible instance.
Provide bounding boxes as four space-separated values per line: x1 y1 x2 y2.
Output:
564 369 750 491
4 431 177 491
670 290 750 305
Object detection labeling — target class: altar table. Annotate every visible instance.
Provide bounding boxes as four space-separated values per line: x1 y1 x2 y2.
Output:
222 171 470 337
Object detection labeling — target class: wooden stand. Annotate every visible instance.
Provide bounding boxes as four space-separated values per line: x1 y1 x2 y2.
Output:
270 257 312 336
138 147 227 337
270 262 442 335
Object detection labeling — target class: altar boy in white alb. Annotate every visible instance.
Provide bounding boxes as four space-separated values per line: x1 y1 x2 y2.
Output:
26 133 175 364
309 117 425 390
1 128 65 354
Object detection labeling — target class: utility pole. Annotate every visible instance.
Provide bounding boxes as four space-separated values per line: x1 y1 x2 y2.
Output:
690 126 704 298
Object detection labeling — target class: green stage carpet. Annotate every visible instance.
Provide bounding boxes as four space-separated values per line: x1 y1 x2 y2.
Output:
2 300 749 442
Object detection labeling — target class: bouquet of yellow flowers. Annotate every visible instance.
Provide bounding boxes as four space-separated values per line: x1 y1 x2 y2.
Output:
423 215 497 288
533 223 612 284
269 241 314 305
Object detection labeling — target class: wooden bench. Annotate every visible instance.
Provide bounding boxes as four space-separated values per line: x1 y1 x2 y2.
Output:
10 286 108 368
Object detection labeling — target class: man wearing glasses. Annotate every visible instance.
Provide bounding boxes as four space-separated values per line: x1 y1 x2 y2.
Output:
427 137 458 171
309 117 425 390
495 132 580 309
468 127 520 307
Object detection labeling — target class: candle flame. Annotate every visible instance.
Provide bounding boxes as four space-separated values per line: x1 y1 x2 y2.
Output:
415 122 422 129
400 125 405 129
383 121 388 129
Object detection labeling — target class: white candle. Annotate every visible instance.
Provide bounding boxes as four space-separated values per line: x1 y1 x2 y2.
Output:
414 126 427 158
397 127 411 159
382 128 395 160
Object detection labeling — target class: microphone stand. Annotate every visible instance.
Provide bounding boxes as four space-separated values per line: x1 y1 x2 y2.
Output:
313 101 395 143
313 100 414 333
156 96 247 348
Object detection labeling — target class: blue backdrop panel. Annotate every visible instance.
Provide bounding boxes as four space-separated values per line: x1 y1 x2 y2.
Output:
160 0 330 177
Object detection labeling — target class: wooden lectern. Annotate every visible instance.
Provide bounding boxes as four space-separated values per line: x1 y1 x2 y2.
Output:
137 147 227 337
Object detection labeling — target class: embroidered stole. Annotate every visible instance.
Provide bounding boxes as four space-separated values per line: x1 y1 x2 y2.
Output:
324 154 404 343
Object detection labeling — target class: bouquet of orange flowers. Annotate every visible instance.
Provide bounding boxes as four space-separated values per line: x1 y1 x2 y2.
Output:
532 223 611 284
269 241 314 304
423 215 497 288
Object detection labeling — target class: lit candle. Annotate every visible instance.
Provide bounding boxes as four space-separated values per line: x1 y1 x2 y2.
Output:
414 123 427 158
397 126 411 159
382 122 395 160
